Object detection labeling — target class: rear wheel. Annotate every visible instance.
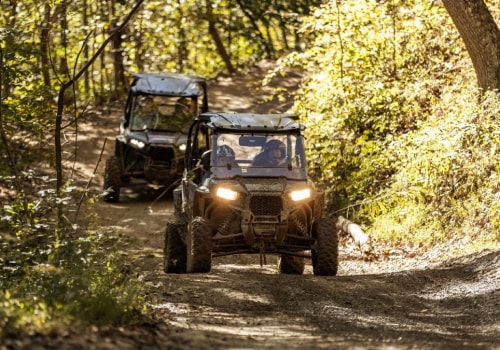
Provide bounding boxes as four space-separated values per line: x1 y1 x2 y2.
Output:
187 217 212 273
164 222 187 273
312 218 339 276
278 254 305 274
103 156 122 202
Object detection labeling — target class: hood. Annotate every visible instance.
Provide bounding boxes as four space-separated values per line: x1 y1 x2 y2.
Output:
127 130 188 146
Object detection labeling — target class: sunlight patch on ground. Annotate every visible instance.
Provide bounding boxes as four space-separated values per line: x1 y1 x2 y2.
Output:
213 263 278 274
172 313 318 339
152 302 192 314
321 304 464 338
153 301 318 339
211 287 272 304
420 279 499 300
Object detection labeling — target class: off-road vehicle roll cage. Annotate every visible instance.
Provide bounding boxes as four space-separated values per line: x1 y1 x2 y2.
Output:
164 112 339 275
103 73 208 202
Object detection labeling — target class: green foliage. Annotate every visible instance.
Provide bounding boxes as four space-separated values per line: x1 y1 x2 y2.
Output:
0 0 323 336
0 0 320 170
0 0 320 101
0 29 56 172
0 174 142 336
126 0 318 76
283 0 464 209
370 90 500 246
0 230 142 336
276 0 499 249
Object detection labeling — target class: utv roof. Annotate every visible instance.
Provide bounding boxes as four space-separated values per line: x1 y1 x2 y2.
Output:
199 112 304 132
130 73 206 96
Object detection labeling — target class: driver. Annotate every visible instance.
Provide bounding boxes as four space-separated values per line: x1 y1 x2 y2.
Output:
252 139 286 166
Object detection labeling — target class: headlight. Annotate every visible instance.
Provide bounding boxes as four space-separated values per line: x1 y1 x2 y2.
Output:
290 188 311 201
216 187 238 201
129 138 145 149
178 143 187 151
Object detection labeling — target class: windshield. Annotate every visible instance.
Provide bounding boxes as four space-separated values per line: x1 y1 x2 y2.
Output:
210 133 308 180
130 95 197 133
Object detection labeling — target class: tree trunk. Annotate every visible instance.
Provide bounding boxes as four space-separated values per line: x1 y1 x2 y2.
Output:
2 1 17 96
442 0 500 91
235 0 274 58
111 0 127 99
176 6 188 71
83 0 90 101
205 0 235 74
40 3 52 88
59 0 70 79
0 48 16 173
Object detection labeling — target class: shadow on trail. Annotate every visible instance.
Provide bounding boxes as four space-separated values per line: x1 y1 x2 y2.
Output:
156 250 499 349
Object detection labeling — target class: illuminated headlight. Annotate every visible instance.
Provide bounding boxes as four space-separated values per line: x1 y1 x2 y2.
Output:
129 138 145 149
178 143 187 151
216 187 238 201
290 188 311 201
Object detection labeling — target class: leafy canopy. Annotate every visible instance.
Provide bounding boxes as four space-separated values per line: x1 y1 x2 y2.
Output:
277 0 500 248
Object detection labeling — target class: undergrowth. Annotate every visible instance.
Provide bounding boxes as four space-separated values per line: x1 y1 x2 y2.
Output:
368 90 500 250
273 0 500 251
0 173 143 337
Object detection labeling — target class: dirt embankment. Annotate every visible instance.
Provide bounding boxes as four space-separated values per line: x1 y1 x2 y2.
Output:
4 61 499 350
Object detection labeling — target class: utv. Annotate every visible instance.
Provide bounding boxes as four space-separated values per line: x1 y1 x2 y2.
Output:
164 112 339 275
103 73 208 202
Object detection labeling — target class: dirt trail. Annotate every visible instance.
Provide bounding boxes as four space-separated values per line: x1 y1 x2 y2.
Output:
5 61 499 349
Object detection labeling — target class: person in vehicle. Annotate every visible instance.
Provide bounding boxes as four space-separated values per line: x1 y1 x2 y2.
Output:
215 145 238 168
252 139 286 166
132 96 158 129
198 150 212 186
199 145 237 186
176 97 195 118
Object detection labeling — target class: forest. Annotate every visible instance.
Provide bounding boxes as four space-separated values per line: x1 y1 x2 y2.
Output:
1 0 500 340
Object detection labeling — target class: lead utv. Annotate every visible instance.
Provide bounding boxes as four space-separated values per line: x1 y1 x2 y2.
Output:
103 73 208 202
164 112 339 275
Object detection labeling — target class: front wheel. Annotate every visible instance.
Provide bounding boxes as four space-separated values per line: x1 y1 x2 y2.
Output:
311 218 339 276
186 217 212 273
164 222 187 273
103 156 122 202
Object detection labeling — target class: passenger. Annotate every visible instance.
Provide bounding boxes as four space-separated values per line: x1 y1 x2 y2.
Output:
215 145 238 169
176 97 195 118
199 150 212 186
132 96 157 129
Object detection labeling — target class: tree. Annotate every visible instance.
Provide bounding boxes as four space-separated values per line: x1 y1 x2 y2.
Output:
54 0 144 202
442 0 500 91
205 0 236 74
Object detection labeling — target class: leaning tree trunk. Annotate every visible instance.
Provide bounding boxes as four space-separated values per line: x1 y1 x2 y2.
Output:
234 0 275 58
442 0 500 92
336 216 377 260
205 0 236 74
110 0 128 99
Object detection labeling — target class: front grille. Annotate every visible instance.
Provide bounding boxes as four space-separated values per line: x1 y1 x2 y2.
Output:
250 195 282 216
149 146 174 166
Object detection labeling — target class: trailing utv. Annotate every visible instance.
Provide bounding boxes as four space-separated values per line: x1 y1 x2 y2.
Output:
164 112 339 276
103 73 208 202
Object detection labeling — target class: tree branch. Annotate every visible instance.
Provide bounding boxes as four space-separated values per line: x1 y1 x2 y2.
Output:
54 0 145 224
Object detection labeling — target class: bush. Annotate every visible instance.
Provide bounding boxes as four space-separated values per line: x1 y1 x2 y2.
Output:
0 174 143 336
274 0 499 250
